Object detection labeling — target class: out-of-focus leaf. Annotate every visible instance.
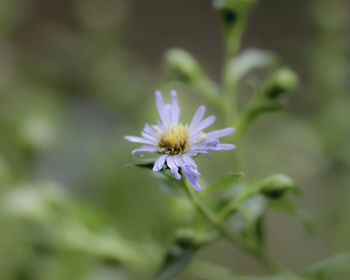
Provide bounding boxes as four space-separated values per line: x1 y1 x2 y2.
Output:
267 195 314 234
235 102 281 135
165 48 222 108
59 222 152 269
155 243 196 280
1 182 157 269
239 195 267 249
296 209 314 235
1 182 68 224
152 171 186 198
0 156 14 187
230 276 305 280
128 158 158 170
155 227 211 280
241 195 267 220
202 172 244 196
225 195 267 251
165 48 203 82
232 174 299 202
227 49 278 83
129 164 188 197
303 253 350 279
267 195 297 213
235 68 298 135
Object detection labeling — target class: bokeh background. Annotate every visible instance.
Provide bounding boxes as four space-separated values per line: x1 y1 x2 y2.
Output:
0 0 349 279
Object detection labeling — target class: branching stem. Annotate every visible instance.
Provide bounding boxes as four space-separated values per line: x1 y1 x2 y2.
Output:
182 179 288 275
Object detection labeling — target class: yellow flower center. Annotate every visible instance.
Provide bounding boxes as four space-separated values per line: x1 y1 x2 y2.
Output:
157 124 189 155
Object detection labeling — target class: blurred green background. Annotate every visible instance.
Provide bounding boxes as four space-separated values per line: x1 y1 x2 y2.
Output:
0 0 349 279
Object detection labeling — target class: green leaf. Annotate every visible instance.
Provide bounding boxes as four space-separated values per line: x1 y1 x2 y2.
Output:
235 102 281 135
226 49 278 83
235 68 298 135
155 243 196 280
202 172 244 196
303 253 350 279
267 194 297 213
241 195 267 220
128 158 158 170
230 276 305 280
267 195 314 234
239 195 267 250
2 183 153 268
152 171 186 198
165 48 222 108
296 209 314 235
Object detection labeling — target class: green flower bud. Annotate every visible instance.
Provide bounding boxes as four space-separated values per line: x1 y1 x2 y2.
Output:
165 49 222 108
174 228 199 248
264 67 298 99
259 174 299 198
214 0 258 18
213 0 258 56
165 48 202 82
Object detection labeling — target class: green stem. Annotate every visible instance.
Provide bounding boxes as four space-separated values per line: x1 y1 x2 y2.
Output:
182 179 285 274
222 59 237 127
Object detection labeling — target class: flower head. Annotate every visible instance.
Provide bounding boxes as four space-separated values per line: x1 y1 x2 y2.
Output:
125 90 236 192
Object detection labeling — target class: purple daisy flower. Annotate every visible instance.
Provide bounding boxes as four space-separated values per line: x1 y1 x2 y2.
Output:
125 90 236 192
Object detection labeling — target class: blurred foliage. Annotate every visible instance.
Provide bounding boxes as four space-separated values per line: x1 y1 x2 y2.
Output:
0 0 349 279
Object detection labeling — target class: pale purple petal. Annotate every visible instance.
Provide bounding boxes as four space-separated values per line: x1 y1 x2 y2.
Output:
144 123 156 135
190 115 216 135
165 104 173 123
141 132 156 142
131 145 158 158
189 106 206 130
125 136 155 145
141 126 157 142
166 156 181 180
186 149 209 156
206 144 236 151
170 90 180 124
205 127 236 141
155 90 169 125
182 164 202 192
181 154 197 169
153 154 167 171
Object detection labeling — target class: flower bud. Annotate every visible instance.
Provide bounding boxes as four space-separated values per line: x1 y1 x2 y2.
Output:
264 67 298 99
174 228 199 248
214 0 258 20
214 0 258 56
259 174 299 198
165 48 202 82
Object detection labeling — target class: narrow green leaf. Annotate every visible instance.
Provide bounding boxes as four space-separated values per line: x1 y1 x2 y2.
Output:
227 49 278 83
267 195 314 234
238 195 267 250
202 172 244 196
303 253 350 279
152 171 186 198
155 244 195 280
128 159 158 170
